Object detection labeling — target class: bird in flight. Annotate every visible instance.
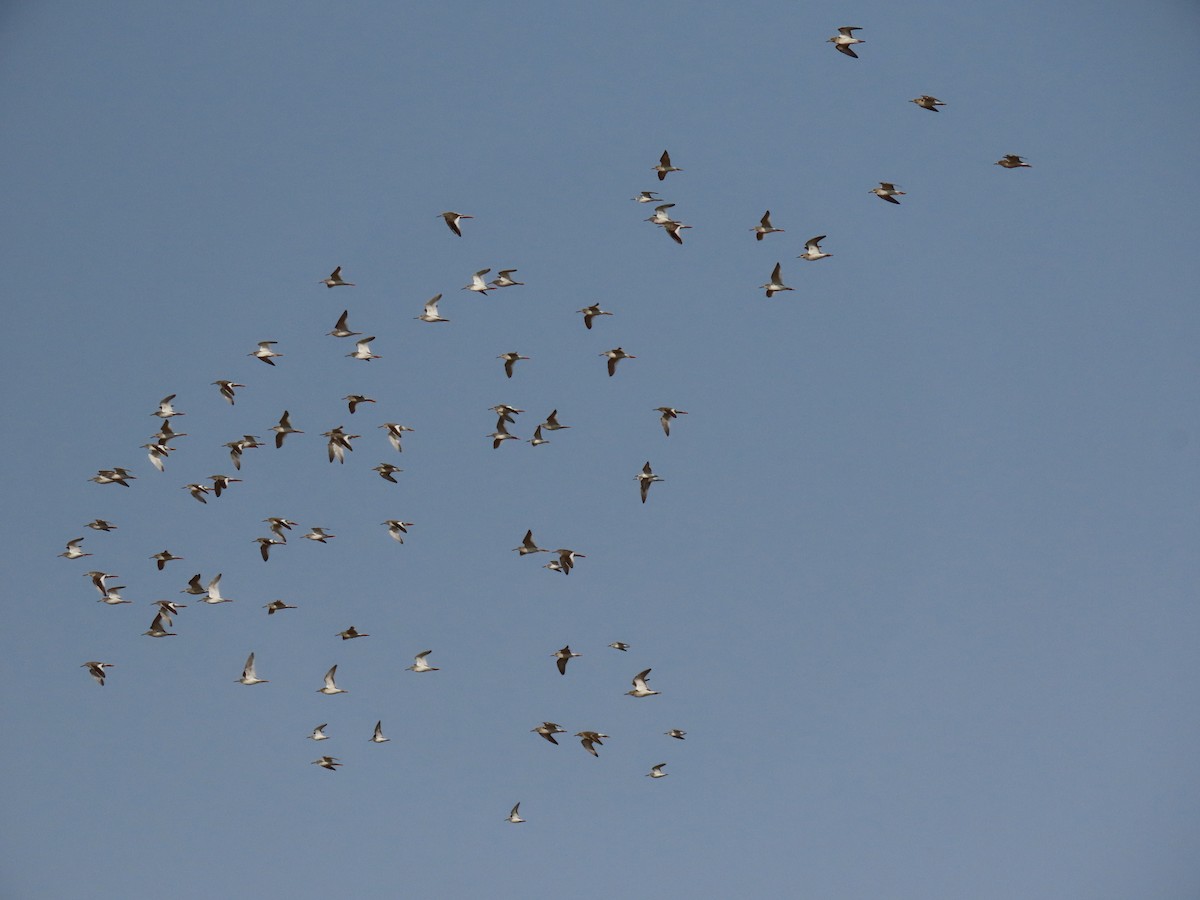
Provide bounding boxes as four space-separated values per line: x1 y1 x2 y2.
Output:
317 665 347 695
655 407 687 436
761 262 793 298
995 154 1032 169
506 803 525 824
870 182 905 204
81 661 114 686
647 763 669 779
439 211 473 237
601 347 636 376
828 26 864 58
751 211 784 241
318 266 354 288
407 650 439 672
237 652 269 685
636 461 664 503
553 645 582 675
911 95 946 112
797 235 832 261
369 721 390 743
627 668 660 697
415 294 449 323
653 150 681 181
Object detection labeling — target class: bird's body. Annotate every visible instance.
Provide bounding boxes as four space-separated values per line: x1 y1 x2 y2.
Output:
317 665 346 695
636 461 664 503
439 211 473 237
86 519 117 532
870 182 905 204
532 722 566 744
254 537 284 561
302 527 335 543
647 763 669 778
328 310 362 338
237 652 268 685
383 520 414 543
337 626 368 640
312 756 342 770
150 550 183 570
347 337 380 361
416 294 448 323
200 573 231 605
60 537 91 560
653 150 681 180
655 407 687 436
514 530 548 556
506 803 525 824
212 380 245 404
264 599 297 614
752 211 784 241
577 304 613 330
627 668 660 697
609 641 629 652
308 724 329 741
528 425 549 446
318 266 354 288
369 721 390 743
828 26 864 57
554 645 582 675
407 650 439 672
143 612 176 637
995 154 1032 168
665 729 687 740
82 661 114 686
250 341 282 365
152 394 184 419
498 352 530 378
344 394 376 415
490 269 523 288
797 235 832 261
373 463 403 483
463 268 491 294
911 95 946 112
575 731 608 757
272 411 303 448
632 191 662 203
761 262 793 298
379 422 415 452
601 347 636 376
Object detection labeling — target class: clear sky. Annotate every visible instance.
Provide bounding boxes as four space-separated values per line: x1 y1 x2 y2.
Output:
2 2 1198 898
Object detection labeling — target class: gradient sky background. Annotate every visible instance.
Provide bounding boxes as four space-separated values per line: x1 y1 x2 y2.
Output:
3 2 1198 898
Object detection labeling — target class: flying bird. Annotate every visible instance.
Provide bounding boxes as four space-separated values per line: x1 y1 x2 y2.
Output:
143 612 176 638
653 149 681 180
97 585 131 606
272 410 303 448
183 483 211 504
513 530 548 556
317 665 347 695
627 668 660 697
761 262 793 298
249 341 282 365
608 642 629 652
575 731 608 757
636 461 664 503
328 309 362 338
577 304 613 330
506 803 525 824
337 626 368 640
318 266 354 288
302 527 335 543
254 537 284 562
828 26 864 58
311 756 342 770
462 268 491 294
264 599 297 614
647 763 669 779
81 661 114 686
199 573 231 605
407 650 439 672
237 652 268 685
212 380 245 404
631 191 662 203
415 294 449 323
554 548 586 574
85 519 118 532
373 463 403 483
439 211 473 237
554 645 582 675
151 394 184 418
59 537 92 560
90 468 135 487
490 269 524 288
541 409 570 431
369 721 390 743
600 347 636 376
665 729 687 740
323 426 359 463
528 425 549 446
870 182 905 204
264 517 299 541
752 211 784 241
379 422 414 452
995 154 1032 168
797 235 832 261
532 722 566 745
150 550 183 570
344 394 376 415
655 407 687 436
308 724 329 741
911 95 946 112
498 352 530 379
347 336 380 361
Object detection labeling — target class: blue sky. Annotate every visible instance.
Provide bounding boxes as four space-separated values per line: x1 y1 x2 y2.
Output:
2 2 1198 898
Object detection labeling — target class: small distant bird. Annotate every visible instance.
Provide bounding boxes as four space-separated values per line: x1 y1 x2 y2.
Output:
490 269 523 288
655 407 687 436
506 803 525 824
601 347 636 376
609 642 629 652
752 211 784 241
237 652 269 685
369 721 390 743
308 724 329 741
264 599 297 615
86 519 117 532
380 422 415 452
344 394 376 415
543 560 566 574
317 665 346 695
665 729 687 740
223 436 259 470
250 341 282 365
439 211 473 237
60 537 92 560
647 763 669 779
254 537 284 562
797 235 832 261
184 483 210 504
328 309 362 338
150 550 183 570
653 150 681 181
312 756 342 770
554 645 582 675
141 441 170 472
181 573 207 595
528 425 549 447
272 410 303 448
90 468 135 487
489 420 520 449
462 268 491 294
532 722 566 744
96 585 131 606
81 661 114 686
302 527 335 543
382 520 414 543
575 731 608 757
151 599 186 624
541 409 570 431
347 336 380 361
577 304 613 330
664 220 693 245
490 403 524 422
86 570 119 594
513 530 548 556
870 182 905 204
323 426 359 463
337 626 368 640
264 517 299 541
200 573 231 604
554 548 586 574
632 190 662 203
318 266 354 288
152 394 184 418
407 650 439 672
415 294 449 323
373 463 403 483
646 202 676 226
995 154 1032 169
911 95 946 112
209 474 242 497
498 352 530 378
761 262 793 298
212 381 245 404
828 26 864 58
143 612 176 637
627 668 660 697
636 461 664 503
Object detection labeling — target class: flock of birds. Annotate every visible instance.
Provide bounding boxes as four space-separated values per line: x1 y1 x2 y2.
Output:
68 23 1032 824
